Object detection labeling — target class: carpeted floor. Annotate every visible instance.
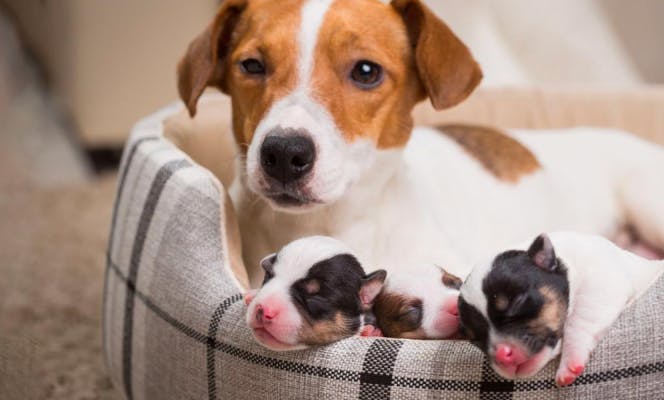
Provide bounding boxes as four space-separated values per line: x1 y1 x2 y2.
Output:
0 156 121 399
0 7 121 398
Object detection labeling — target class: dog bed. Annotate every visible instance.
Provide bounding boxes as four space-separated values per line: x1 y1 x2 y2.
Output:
103 89 664 399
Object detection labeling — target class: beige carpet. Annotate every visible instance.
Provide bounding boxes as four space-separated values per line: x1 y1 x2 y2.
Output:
0 146 121 399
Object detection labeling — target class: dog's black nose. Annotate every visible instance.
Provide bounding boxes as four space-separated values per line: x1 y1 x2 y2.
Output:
260 134 315 184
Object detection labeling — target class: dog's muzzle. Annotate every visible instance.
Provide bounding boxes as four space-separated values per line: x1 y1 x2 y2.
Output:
259 129 317 207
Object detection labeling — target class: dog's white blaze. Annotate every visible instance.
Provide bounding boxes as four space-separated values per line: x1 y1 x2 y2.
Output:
297 0 334 89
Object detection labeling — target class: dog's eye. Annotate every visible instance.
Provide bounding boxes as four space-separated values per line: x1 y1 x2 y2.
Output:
350 60 383 89
240 58 266 75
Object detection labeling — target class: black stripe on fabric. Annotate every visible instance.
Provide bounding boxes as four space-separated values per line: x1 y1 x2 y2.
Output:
359 339 403 400
392 376 481 392
514 361 664 391
107 137 160 257
207 294 244 400
479 358 514 400
107 258 664 394
121 159 191 400
102 136 158 375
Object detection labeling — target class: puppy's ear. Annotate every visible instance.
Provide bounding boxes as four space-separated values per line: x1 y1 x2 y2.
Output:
359 270 387 310
177 0 247 117
527 234 557 271
391 0 482 110
260 253 277 276
437 266 462 290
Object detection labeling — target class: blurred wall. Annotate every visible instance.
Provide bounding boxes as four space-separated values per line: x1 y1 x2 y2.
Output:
425 0 664 86
2 0 217 146
2 0 662 146
603 0 664 84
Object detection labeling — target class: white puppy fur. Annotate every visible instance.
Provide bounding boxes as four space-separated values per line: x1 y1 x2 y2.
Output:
461 231 664 384
236 125 664 286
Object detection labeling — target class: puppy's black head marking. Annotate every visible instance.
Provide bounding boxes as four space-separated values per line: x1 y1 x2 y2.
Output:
458 296 489 352
290 254 365 328
480 234 570 354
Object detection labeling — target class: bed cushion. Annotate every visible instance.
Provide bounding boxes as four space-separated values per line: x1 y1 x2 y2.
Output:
103 90 664 399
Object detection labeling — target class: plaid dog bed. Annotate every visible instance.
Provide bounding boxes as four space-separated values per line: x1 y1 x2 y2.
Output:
103 103 664 400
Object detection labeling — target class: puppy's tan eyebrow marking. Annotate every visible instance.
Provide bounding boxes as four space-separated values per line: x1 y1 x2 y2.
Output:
494 294 509 312
438 124 542 183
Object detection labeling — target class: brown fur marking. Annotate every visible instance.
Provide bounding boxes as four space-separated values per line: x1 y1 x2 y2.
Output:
299 312 355 345
439 124 542 183
441 269 463 290
373 292 424 338
534 286 566 334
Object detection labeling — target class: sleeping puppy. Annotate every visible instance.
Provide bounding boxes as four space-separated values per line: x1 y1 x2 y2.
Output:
372 264 463 339
244 236 386 350
458 232 664 386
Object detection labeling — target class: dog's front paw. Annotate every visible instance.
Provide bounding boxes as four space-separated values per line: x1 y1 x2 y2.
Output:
359 325 383 337
555 360 586 387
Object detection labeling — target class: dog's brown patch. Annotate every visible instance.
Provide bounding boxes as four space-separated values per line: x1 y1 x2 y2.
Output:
310 0 482 149
521 285 567 346
438 124 541 183
373 291 424 338
312 0 419 148
299 311 355 346
178 0 303 149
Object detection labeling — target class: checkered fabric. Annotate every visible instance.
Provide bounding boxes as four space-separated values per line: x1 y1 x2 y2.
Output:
103 103 664 400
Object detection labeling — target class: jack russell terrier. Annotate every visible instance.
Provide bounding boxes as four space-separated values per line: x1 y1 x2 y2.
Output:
458 232 664 386
244 236 386 350
177 0 664 287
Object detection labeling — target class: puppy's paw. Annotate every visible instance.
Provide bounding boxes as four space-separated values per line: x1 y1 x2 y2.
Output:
243 289 258 305
555 360 585 387
360 325 383 337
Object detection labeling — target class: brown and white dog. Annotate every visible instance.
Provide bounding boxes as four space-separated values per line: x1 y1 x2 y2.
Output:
177 0 664 288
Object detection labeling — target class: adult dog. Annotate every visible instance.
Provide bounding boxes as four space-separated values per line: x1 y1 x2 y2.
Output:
177 0 664 287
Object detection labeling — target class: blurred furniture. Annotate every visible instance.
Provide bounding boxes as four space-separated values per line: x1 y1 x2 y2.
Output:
2 0 217 147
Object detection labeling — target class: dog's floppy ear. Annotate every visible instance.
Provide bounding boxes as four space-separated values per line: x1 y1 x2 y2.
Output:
177 0 247 117
391 0 482 110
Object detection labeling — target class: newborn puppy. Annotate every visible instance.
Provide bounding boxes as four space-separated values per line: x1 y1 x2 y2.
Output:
245 236 386 351
458 232 664 386
372 264 463 339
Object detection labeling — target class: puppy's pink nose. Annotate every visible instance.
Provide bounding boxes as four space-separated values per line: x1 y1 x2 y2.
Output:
256 304 278 323
446 301 459 316
495 344 515 366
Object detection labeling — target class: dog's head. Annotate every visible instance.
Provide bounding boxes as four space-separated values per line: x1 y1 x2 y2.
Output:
244 236 386 350
458 234 570 379
373 264 463 339
178 0 481 212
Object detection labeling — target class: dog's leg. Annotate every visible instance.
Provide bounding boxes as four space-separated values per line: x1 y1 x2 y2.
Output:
555 292 625 386
618 142 664 254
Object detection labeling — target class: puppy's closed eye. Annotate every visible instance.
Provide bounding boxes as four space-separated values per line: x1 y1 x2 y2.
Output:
397 304 423 330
